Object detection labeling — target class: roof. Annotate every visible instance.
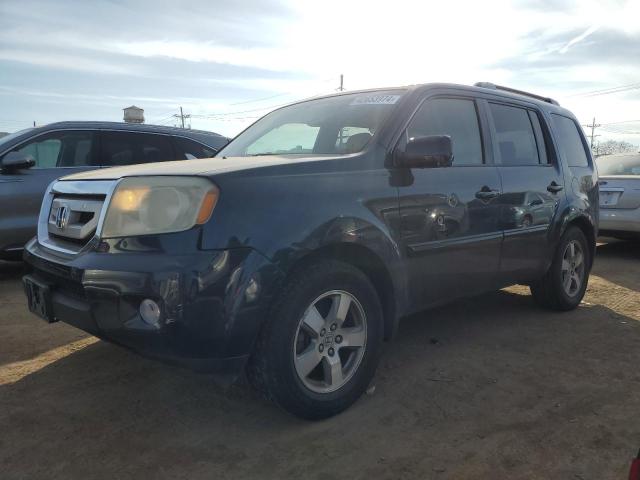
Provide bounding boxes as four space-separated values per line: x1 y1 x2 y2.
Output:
284 82 572 116
0 121 229 153
40 121 226 138
123 105 143 111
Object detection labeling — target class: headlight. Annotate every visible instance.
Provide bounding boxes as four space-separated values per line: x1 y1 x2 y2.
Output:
101 176 219 238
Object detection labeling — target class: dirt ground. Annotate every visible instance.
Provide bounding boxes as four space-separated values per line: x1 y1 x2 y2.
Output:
1 240 639 480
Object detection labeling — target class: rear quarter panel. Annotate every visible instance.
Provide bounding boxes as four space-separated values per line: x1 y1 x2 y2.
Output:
542 107 599 255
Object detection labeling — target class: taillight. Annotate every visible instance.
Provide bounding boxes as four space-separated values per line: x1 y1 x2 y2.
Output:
629 452 640 480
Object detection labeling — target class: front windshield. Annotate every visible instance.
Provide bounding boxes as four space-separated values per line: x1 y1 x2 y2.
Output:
218 90 405 157
0 129 33 149
597 154 640 176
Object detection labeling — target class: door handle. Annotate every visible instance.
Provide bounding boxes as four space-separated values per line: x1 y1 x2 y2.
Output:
547 181 564 193
475 187 500 200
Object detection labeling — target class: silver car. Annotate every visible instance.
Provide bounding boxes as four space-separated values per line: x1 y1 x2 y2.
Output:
597 153 640 239
0 122 229 260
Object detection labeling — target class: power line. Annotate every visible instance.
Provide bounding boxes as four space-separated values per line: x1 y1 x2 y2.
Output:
203 115 263 122
154 117 178 127
226 78 336 107
602 119 640 126
570 82 640 98
191 90 334 120
148 109 181 123
191 101 296 119
150 115 177 125
600 127 640 135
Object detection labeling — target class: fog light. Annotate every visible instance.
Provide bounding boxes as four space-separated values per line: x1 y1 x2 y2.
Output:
245 277 260 303
139 299 161 328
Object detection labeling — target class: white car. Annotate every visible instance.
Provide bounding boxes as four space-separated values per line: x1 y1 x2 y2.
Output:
597 153 640 239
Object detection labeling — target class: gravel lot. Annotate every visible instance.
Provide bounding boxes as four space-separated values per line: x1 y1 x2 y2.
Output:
1 240 639 480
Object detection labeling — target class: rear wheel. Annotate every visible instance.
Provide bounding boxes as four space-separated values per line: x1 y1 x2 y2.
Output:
530 226 590 310
247 260 383 420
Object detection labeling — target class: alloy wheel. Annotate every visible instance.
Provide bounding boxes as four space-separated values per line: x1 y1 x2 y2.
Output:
561 240 585 297
293 290 367 393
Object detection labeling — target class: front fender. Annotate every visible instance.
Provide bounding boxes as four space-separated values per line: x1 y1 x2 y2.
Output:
200 160 406 325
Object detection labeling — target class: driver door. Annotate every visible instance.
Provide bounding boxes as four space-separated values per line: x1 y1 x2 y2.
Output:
396 96 503 310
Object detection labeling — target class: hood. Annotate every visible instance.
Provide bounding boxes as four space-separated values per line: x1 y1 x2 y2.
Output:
60 155 338 181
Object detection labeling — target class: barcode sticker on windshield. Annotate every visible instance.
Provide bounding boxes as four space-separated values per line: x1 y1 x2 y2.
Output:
350 94 401 106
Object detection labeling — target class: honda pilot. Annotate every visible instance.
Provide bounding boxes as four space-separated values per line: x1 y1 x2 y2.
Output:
22 83 599 419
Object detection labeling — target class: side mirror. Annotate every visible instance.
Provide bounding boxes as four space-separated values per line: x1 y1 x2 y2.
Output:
395 135 453 168
1 151 35 171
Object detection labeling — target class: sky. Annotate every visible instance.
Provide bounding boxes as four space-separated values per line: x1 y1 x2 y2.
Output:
1 0 640 147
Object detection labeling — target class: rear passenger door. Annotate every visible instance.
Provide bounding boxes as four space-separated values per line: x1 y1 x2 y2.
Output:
396 96 503 309
483 101 565 283
99 131 176 166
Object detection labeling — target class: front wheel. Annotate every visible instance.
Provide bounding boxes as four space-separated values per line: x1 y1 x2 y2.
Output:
247 260 383 420
530 226 590 311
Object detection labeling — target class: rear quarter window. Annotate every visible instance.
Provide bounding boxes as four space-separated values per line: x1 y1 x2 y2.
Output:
551 114 590 167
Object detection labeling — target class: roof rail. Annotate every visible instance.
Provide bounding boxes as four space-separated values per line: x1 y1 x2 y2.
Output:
474 82 560 106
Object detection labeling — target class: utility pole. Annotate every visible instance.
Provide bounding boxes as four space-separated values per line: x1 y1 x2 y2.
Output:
584 117 601 150
338 74 344 92
173 106 190 128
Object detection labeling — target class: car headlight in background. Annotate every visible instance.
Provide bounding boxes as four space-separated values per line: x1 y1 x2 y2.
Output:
102 176 219 238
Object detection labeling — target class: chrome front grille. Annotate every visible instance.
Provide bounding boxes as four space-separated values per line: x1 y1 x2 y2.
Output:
38 179 119 254
48 197 103 241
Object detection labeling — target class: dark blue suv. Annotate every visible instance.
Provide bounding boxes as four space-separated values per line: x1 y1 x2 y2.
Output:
22 83 598 419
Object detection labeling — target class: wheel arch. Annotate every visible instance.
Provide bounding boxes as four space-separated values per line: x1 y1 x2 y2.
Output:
564 214 596 268
286 242 399 341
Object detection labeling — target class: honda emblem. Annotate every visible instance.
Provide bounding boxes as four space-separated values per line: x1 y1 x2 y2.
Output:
55 205 70 229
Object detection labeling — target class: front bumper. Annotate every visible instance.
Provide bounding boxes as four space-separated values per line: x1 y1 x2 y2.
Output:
23 238 279 382
599 208 640 234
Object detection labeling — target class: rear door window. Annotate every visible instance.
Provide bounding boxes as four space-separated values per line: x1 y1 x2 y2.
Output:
551 114 590 167
489 103 540 166
101 132 175 166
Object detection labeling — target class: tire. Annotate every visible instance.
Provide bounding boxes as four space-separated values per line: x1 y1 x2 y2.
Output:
530 226 590 311
247 260 383 420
